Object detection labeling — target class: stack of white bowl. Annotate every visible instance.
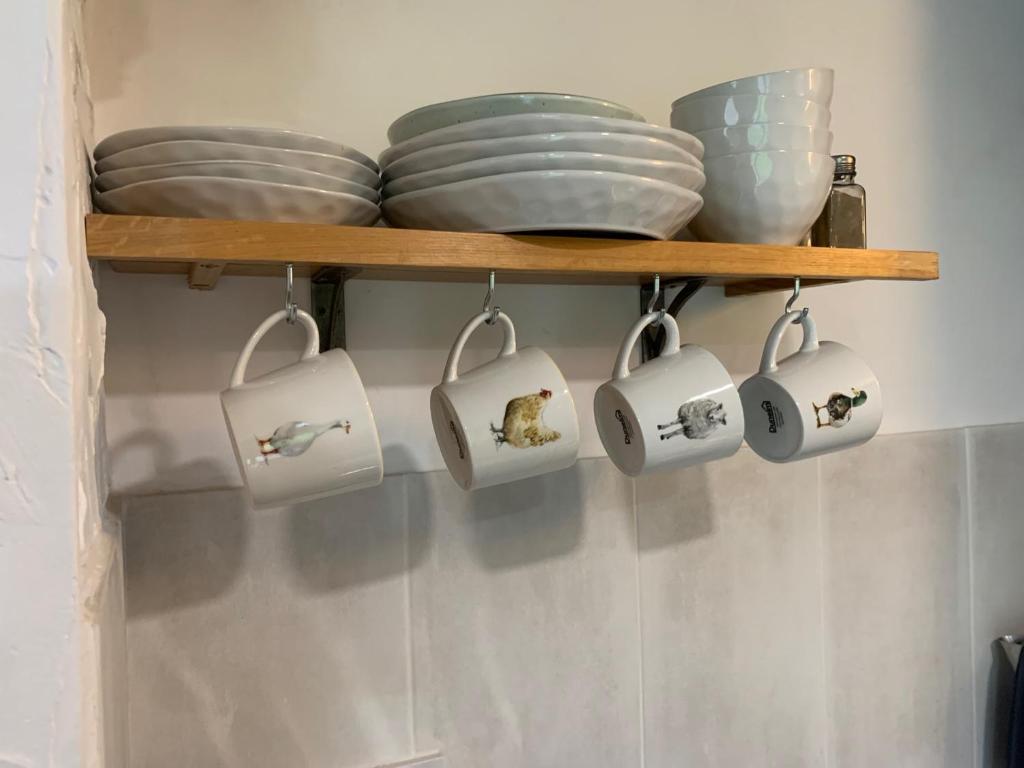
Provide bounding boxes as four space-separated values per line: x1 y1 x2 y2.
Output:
671 68 835 244
380 93 706 239
91 126 381 226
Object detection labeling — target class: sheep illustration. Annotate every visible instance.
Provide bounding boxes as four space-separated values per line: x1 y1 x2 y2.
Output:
490 388 562 449
812 388 867 428
657 398 727 440
254 419 351 464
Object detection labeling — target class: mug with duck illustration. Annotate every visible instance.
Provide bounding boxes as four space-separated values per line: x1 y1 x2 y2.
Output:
430 310 579 491
595 311 744 476
221 308 383 508
739 309 882 462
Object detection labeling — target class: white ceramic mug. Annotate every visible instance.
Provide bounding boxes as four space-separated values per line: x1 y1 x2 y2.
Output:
221 309 383 507
739 310 882 462
595 312 744 476
430 311 579 490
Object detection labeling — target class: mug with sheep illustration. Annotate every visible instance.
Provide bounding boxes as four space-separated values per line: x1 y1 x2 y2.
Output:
430 310 579 490
594 310 744 476
739 309 882 462
221 308 383 507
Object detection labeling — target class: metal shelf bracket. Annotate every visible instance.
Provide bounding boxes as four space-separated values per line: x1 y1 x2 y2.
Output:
311 267 350 351
639 277 707 362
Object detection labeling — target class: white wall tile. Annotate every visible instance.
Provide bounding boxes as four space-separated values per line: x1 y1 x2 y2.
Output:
636 447 827 768
407 459 642 768
820 430 973 768
123 482 414 768
968 423 1024 768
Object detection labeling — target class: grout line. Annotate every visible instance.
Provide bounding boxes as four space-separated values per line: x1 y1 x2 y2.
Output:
402 475 418 755
816 456 832 768
631 477 646 768
964 428 980 768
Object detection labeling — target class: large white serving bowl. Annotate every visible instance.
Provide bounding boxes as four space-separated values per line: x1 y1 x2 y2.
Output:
382 170 703 239
94 160 380 201
384 132 700 181
95 141 381 189
672 67 834 107
689 150 834 244
671 94 830 134
695 123 832 158
383 151 706 198
93 126 378 171
387 93 645 145
94 176 381 225
379 113 703 167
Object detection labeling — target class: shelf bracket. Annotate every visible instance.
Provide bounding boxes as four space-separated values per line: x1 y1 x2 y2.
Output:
311 267 350 351
639 277 707 362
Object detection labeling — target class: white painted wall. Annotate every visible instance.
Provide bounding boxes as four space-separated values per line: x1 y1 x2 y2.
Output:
0 0 124 765
87 0 1024 489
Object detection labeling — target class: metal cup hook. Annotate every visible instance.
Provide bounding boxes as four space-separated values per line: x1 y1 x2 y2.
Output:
785 276 809 324
285 263 298 324
482 270 500 325
645 273 666 321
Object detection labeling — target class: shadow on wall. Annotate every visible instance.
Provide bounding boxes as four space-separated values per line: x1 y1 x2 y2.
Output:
634 461 715 552
108 427 239 495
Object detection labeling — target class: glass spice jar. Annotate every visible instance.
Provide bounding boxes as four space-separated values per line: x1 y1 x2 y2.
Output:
810 154 866 248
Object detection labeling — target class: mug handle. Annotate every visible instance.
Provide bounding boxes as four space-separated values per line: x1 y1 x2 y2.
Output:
442 311 517 384
612 312 681 380
758 310 820 374
229 309 321 388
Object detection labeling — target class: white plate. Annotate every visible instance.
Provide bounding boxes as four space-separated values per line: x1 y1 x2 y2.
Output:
383 151 705 198
382 170 703 239
384 132 701 181
388 92 645 145
95 141 381 189
94 160 379 202
379 113 703 167
94 176 381 225
93 125 378 171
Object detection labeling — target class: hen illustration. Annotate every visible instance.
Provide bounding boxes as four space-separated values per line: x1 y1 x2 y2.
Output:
657 398 727 440
256 419 351 462
490 388 561 449
813 389 867 428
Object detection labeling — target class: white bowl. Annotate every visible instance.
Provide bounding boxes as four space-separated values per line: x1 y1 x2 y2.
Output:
94 160 380 201
690 151 834 244
94 176 381 225
93 125 378 171
379 113 703 167
384 132 700 181
383 170 703 239
95 141 381 189
672 67 835 107
383 151 705 198
695 123 832 158
671 94 831 133
387 93 645 145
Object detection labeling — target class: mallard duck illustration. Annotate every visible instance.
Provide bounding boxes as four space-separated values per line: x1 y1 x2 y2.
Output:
657 398 727 440
255 419 351 462
812 389 867 428
490 388 561 448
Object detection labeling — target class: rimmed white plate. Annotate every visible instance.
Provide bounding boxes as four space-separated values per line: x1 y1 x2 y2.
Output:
384 132 701 182
379 113 704 167
93 126 379 171
382 170 703 240
94 160 379 202
94 176 381 225
388 92 645 145
95 141 381 189
383 151 705 198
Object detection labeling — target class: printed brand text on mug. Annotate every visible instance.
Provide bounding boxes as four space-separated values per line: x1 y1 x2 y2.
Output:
761 400 785 433
614 409 634 445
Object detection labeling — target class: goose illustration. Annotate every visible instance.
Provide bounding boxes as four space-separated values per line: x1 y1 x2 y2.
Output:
490 388 561 448
254 419 351 463
812 389 867 429
657 398 727 440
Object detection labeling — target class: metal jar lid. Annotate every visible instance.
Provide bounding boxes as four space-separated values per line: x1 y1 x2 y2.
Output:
833 154 857 176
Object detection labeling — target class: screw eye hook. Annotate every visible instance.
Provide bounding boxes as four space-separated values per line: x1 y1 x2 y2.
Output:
645 273 666 322
285 263 298 324
785 276 809 324
482 270 500 325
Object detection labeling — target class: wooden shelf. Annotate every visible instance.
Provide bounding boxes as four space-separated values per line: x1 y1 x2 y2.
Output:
85 214 938 293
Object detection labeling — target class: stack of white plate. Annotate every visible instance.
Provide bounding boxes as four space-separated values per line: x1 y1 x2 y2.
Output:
380 93 706 239
671 68 836 244
91 126 381 226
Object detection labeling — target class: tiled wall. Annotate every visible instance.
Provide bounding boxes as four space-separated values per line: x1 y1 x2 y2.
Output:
120 424 1024 768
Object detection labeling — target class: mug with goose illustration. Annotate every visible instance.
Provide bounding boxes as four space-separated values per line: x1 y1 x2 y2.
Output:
221 308 383 508
739 309 882 462
595 311 743 476
430 310 579 491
